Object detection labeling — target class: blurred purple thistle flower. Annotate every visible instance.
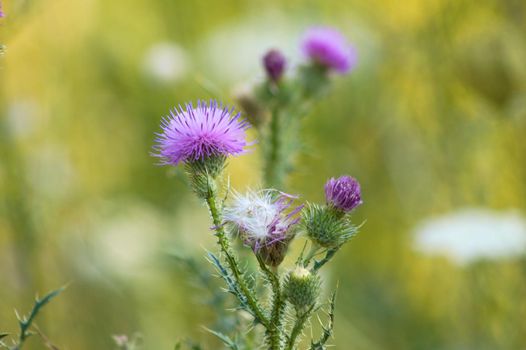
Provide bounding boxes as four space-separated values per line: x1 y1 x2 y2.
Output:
153 100 251 166
263 49 286 82
325 175 362 212
302 26 357 74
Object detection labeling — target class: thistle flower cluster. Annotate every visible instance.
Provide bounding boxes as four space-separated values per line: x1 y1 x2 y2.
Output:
0 19 365 350
153 25 363 350
233 26 359 189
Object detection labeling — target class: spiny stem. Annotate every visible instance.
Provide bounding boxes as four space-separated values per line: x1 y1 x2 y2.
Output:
205 186 270 328
257 256 285 350
286 306 314 350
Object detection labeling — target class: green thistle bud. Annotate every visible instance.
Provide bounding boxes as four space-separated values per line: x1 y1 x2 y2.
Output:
302 203 357 248
185 155 225 198
284 267 320 312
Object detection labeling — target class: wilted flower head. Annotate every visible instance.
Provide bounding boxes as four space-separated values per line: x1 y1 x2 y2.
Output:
325 175 362 213
153 100 251 166
224 190 303 265
302 26 357 74
263 49 286 82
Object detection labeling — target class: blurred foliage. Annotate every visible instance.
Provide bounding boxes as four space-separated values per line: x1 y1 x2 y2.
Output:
1 0 526 349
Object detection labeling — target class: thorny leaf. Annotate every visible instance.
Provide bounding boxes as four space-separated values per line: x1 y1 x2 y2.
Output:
204 327 240 350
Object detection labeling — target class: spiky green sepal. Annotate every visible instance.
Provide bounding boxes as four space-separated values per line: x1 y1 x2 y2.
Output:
302 203 358 248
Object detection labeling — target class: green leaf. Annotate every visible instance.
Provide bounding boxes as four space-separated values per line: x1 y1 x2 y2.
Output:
18 286 66 344
204 327 239 350
206 252 255 319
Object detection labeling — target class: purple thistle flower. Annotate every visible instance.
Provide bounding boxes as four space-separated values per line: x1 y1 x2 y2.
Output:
325 175 362 213
224 190 303 265
153 100 251 166
302 26 357 74
0 2 4 18
263 49 286 82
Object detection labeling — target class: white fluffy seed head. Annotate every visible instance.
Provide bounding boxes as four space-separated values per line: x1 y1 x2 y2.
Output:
224 190 279 240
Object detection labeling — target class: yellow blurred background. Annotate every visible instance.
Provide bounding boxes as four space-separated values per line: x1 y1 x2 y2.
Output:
1 0 526 349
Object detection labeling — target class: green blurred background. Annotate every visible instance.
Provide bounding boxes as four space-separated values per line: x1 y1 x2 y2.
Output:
1 0 526 349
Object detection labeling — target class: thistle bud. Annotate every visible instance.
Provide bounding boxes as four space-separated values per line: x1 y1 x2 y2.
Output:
302 203 357 248
284 267 320 312
263 49 286 82
325 175 362 213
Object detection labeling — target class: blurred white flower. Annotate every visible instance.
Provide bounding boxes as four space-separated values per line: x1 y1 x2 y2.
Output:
142 42 188 83
63 201 165 280
413 208 526 265
27 144 75 200
6 99 39 138
94 204 161 276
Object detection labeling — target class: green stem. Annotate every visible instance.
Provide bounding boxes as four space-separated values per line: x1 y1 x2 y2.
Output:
257 256 285 350
303 243 321 267
312 246 341 272
205 187 270 328
286 307 314 350
264 106 284 189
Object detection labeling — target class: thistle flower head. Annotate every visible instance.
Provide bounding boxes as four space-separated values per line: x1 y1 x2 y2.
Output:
325 175 362 213
302 26 357 74
224 190 303 265
263 49 286 82
153 100 251 166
